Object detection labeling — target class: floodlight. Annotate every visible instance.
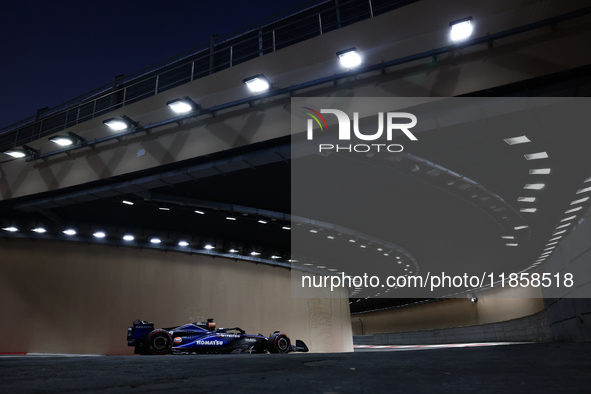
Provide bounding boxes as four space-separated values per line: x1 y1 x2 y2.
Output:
103 115 139 131
3 145 39 159
204 244 214 250
150 238 162 244
229 249 239 253
123 235 135 241
337 47 362 68
63 229 76 235
49 131 85 147
32 228 46 233
450 17 473 42
2 226 18 232
93 231 106 238
243 74 270 93
167 97 199 114
178 241 189 247
251 251 261 256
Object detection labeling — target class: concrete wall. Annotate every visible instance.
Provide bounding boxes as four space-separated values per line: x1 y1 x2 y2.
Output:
543 214 591 341
351 285 545 336
0 238 353 354
354 310 552 345
2 0 591 201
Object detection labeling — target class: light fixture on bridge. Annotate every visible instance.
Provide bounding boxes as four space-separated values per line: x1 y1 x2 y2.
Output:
123 235 135 241
178 241 190 247
449 17 473 42
150 237 162 244
204 244 214 250
32 227 46 233
63 229 76 235
103 115 139 131
2 226 18 232
337 47 362 69
243 74 270 93
3 144 40 159
93 231 106 238
48 131 85 147
167 97 199 114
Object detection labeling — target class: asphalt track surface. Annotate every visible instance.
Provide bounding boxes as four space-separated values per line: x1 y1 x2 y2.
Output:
1 343 590 393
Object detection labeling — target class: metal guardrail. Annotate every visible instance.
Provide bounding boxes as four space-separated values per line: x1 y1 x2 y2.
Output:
0 0 418 152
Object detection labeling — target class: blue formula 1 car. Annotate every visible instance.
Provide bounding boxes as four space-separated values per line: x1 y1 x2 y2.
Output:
127 318 309 355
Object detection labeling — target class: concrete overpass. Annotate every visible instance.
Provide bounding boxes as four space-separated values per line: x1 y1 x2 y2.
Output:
1 0 591 359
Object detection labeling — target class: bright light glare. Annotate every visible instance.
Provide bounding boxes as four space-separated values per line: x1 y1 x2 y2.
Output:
93 232 106 238
204 244 214 250
178 241 189 247
50 137 74 146
518 197 536 202
251 251 261 256
150 238 161 244
168 101 193 114
63 229 76 235
123 235 134 241
195 210 205 214
514 225 529 230
122 200 134 206
226 217 236 221
244 77 270 93
506 243 518 247
338 50 362 68
104 118 128 131
32 228 46 233
3 227 18 232
3 150 27 158
450 19 473 42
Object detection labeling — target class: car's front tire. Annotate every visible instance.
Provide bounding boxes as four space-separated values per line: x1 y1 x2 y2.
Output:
267 332 291 354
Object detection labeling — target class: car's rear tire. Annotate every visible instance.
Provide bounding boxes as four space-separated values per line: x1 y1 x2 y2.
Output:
146 330 172 355
267 332 291 354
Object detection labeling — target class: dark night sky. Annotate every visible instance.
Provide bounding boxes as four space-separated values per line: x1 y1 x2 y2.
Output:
0 0 324 130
